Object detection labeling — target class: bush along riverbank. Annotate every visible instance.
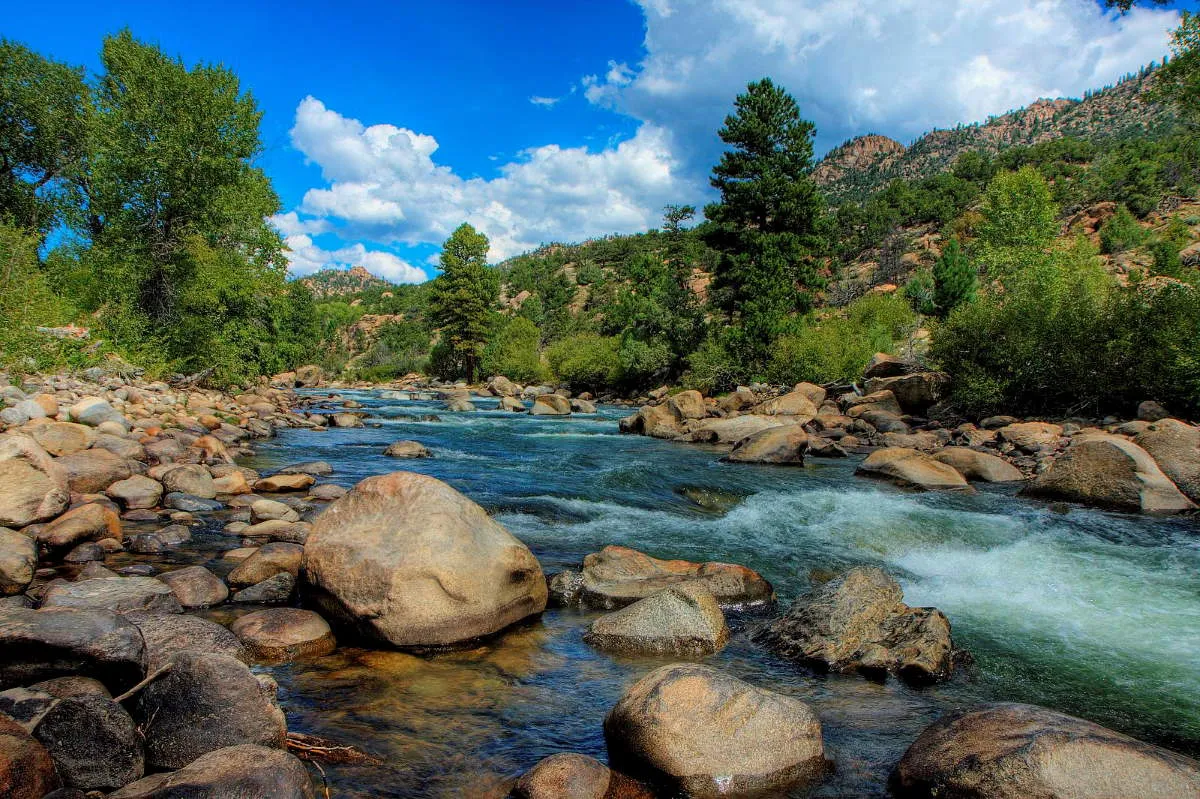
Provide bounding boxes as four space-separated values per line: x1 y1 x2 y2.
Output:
2 368 1200 797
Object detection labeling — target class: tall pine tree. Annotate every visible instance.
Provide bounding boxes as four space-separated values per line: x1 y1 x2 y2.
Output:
703 78 826 370
932 240 976 317
429 222 497 383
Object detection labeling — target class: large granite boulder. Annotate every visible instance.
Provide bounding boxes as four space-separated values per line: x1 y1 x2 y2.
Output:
160 465 216 500
0 606 146 693
1134 418 1200 504
891 703 1200 799
36 502 122 551
856 447 973 492
25 421 93 457
109 744 315 799
687 415 797 445
302 471 547 647
0 528 36 595
106 475 164 510
754 567 955 683
531 394 571 416
666 390 706 421
226 542 303 588
752 390 819 419
1022 433 1195 514
70 397 129 429
996 421 1064 454
604 663 828 797
158 566 228 608
863 372 948 413
554 545 774 611
0 434 69 528
134 652 287 771
383 440 431 458
726 425 808 465
584 584 729 656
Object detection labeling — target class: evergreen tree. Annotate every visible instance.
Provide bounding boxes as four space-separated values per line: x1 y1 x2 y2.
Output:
429 222 497 383
703 78 826 370
932 240 976 317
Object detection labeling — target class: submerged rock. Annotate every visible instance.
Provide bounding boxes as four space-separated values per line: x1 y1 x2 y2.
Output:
108 744 315 799
604 663 828 797
891 702 1200 799
555 545 774 611
754 567 955 683
231 608 336 662
384 440 431 458
1022 433 1195 514
584 584 729 656
134 652 287 771
514 752 653 799
303 471 547 648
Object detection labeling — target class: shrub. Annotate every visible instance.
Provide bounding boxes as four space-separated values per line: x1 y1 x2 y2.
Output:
904 269 937 316
617 336 672 389
481 316 546 384
681 335 745 395
546 333 620 391
1099 205 1147 254
0 222 76 373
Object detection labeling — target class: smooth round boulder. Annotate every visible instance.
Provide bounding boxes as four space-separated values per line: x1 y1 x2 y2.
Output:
226 542 303 588
230 608 336 662
891 702 1200 799
0 434 69 528
302 471 547 647
161 465 216 500
514 752 653 799
531 394 571 416
584 584 729 656
231 572 296 604
856 447 973 492
666 390 706 421
752 389 818 418
108 744 314 799
0 528 37 595
604 663 828 797
69 397 128 429
1022 434 1196 513
383 440 431 458
254 473 315 493
134 652 287 771
106 475 164 510
56 448 133 494
932 447 1023 482
249 499 300 523
158 566 228 608
25 421 93 457
37 502 123 551
1134 418 1200 504
0 713 59 799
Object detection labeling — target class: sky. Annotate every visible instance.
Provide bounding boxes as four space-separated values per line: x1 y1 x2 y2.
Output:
5 0 1197 282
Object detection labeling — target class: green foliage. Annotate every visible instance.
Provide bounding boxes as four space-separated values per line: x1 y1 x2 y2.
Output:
0 222 76 371
482 316 546 383
904 269 937 316
429 223 498 383
704 78 826 369
347 319 432 382
681 335 746 396
1157 11 1200 123
766 293 917 386
616 335 673 389
976 167 1059 253
0 41 87 239
1099 205 1147 254
932 240 976 316
546 333 620 391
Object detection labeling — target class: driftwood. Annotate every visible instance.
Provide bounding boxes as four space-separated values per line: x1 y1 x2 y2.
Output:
168 367 215 388
286 731 382 766
113 663 172 703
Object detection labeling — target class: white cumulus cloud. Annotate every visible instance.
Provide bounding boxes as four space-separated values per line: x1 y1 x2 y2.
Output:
588 0 1178 165
274 228 427 284
283 96 697 262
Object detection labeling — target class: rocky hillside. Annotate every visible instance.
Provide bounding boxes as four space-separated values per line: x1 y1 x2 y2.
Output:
300 265 394 299
816 66 1175 202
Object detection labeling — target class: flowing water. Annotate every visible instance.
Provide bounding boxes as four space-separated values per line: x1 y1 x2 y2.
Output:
196 391 1197 796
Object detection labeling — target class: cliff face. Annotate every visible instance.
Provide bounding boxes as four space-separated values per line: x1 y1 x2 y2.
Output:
814 68 1175 202
300 265 394 299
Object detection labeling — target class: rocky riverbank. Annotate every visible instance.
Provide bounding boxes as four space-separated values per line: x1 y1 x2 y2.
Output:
1 368 1198 797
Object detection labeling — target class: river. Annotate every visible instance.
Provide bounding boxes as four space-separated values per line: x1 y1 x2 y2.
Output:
196 390 1199 797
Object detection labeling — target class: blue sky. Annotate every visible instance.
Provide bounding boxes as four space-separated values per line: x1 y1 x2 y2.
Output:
5 0 1196 281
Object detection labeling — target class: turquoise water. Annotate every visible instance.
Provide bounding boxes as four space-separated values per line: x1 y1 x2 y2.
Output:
236 391 1200 797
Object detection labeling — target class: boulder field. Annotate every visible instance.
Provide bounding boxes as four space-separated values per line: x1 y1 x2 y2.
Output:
617 355 1200 515
1 367 1199 797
